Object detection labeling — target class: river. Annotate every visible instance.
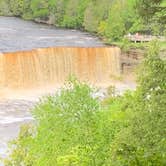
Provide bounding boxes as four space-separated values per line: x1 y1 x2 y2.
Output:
0 16 103 53
0 17 136 165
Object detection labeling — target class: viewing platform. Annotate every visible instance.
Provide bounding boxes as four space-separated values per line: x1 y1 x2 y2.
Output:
125 34 166 43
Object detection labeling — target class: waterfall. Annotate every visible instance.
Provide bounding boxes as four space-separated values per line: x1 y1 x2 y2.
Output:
0 47 121 89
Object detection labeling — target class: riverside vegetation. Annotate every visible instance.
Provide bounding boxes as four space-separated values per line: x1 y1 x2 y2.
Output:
0 1 165 165
2 41 166 165
0 0 165 44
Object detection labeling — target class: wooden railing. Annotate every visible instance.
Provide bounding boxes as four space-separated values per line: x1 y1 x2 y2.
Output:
125 34 166 43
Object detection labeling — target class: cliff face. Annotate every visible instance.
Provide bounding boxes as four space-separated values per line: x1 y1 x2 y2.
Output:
0 47 121 89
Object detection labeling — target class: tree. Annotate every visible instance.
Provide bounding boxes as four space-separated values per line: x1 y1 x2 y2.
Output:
61 0 89 28
104 1 126 41
9 0 24 16
83 0 110 32
107 41 166 165
30 0 49 19
136 0 166 35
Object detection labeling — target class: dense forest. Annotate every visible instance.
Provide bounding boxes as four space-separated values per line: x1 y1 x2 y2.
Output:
0 0 166 42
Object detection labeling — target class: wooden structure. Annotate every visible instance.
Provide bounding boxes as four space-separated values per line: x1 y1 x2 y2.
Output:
125 34 166 43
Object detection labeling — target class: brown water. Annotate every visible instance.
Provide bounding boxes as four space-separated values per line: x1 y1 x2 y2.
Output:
0 17 136 165
0 47 121 90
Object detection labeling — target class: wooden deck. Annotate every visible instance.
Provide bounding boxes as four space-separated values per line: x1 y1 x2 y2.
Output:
125 34 166 43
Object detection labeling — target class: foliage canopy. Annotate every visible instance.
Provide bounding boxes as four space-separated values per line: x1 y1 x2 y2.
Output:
0 0 165 41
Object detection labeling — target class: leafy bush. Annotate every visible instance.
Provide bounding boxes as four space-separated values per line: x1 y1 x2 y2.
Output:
0 0 165 41
30 0 49 19
104 1 125 41
61 0 89 29
83 1 100 32
4 79 131 166
83 0 110 32
0 0 12 16
21 0 33 20
9 0 24 16
106 41 166 166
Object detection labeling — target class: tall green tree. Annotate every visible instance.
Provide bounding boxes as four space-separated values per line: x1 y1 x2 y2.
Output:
9 0 24 16
107 41 166 165
136 0 165 21
136 0 166 34
83 0 110 32
30 0 49 19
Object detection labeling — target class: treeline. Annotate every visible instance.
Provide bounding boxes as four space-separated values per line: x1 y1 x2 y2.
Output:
0 0 165 41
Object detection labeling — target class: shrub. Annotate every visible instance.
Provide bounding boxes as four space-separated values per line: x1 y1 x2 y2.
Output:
52 0 66 26
4 79 127 166
0 0 12 16
22 0 33 20
9 0 24 16
106 41 166 166
104 1 126 41
30 0 49 19
4 124 35 166
83 0 110 32
61 0 89 29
